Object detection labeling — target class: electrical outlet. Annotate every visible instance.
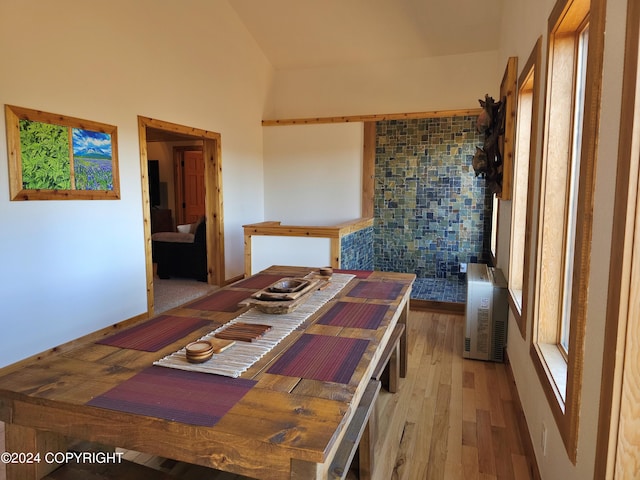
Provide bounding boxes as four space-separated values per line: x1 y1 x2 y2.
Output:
460 262 467 273
541 422 547 456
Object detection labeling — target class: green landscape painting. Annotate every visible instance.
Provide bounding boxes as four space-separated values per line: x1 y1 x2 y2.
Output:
19 120 113 191
72 128 114 190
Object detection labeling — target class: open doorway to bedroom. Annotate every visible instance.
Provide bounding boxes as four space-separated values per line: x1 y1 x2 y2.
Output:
138 116 226 316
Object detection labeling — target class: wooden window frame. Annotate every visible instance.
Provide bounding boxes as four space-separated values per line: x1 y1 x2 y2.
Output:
489 57 518 268
595 0 640 476
508 38 543 338
530 0 605 463
498 58 518 200
5 105 120 201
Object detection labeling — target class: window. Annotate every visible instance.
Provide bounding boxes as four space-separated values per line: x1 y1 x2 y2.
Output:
559 24 589 354
490 193 499 264
530 0 604 463
508 38 542 338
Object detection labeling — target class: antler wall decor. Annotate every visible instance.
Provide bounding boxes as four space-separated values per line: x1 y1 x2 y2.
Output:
472 94 506 195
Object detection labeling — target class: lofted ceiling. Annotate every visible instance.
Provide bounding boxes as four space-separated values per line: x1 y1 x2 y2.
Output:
147 1 503 142
228 0 503 70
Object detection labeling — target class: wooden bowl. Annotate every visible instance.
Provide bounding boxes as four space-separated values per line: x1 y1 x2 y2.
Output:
319 267 333 277
186 352 213 363
186 341 214 363
268 278 308 293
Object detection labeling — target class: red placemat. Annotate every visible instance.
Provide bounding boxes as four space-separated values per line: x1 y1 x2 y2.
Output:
317 302 389 330
188 289 250 312
230 274 288 290
96 316 212 352
346 280 404 300
334 269 373 279
267 334 369 384
87 366 256 426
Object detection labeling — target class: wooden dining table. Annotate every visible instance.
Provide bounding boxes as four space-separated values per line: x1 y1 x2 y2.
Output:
0 266 414 480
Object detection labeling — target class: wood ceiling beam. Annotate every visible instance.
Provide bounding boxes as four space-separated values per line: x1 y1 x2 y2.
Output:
262 108 483 126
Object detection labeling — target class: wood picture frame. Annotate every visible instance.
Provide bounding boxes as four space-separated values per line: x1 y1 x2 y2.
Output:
498 57 518 200
5 104 120 200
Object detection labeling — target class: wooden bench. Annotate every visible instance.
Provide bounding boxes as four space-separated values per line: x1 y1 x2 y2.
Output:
348 322 408 479
43 458 177 480
372 322 406 394
329 323 407 479
329 379 381 480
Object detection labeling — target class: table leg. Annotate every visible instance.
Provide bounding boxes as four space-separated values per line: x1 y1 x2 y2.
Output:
290 458 323 479
359 415 376 480
388 342 400 393
5 424 66 480
399 300 408 378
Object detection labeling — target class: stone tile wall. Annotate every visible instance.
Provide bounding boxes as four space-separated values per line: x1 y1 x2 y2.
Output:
374 116 492 278
340 226 374 270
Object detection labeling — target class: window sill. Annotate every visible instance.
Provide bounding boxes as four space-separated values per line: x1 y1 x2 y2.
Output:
508 287 525 338
535 342 568 410
508 287 523 314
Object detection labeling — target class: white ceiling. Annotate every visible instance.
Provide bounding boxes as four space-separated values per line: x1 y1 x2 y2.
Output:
228 0 503 70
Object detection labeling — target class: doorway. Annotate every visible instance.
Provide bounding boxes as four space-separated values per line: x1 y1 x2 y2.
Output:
138 116 226 316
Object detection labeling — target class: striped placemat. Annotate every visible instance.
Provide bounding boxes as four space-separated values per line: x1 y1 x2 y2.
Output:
346 280 404 300
266 334 370 384
334 269 374 279
317 302 390 330
230 274 288 290
188 289 253 312
154 273 355 378
96 315 212 352
87 366 256 426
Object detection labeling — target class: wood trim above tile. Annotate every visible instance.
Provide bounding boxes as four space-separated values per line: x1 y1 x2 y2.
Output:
262 108 483 126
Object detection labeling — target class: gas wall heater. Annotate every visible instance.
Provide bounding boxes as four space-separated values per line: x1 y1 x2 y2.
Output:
464 263 508 362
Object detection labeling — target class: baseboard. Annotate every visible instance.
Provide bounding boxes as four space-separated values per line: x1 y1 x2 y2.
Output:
409 298 465 314
504 350 542 480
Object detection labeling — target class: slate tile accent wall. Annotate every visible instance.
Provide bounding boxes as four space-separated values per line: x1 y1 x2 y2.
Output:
340 226 374 270
374 116 492 278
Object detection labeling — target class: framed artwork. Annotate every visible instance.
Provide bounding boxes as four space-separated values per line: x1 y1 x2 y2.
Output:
5 105 120 200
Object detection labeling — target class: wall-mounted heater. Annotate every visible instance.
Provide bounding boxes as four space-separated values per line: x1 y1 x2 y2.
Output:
464 263 508 362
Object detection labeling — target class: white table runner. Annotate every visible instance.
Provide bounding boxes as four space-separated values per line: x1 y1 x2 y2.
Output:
154 273 355 378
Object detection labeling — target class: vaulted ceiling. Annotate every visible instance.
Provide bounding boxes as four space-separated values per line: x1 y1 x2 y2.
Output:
228 0 503 70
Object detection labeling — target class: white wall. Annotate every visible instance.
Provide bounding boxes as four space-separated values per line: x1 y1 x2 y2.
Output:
252 123 363 272
263 122 363 224
0 0 272 367
269 51 500 119
496 0 627 478
251 237 332 274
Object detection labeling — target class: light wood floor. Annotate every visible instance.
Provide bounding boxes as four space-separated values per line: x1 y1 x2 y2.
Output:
0 310 535 480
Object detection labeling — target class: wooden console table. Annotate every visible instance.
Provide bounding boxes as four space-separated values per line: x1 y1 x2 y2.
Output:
242 218 373 277
0 266 413 479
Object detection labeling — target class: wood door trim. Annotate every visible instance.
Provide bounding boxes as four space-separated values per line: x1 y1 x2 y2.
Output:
362 122 376 218
138 116 225 315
